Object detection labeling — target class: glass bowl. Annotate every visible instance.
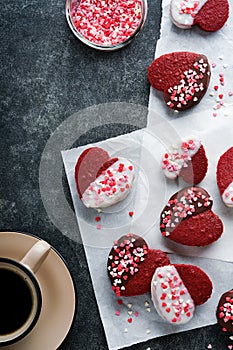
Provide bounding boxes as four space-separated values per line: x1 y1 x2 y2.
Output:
65 0 148 51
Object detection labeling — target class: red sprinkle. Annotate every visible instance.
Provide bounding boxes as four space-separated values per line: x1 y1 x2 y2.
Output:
129 211 134 217
128 317 133 323
214 85 219 91
117 299 123 305
70 0 143 46
95 216 101 222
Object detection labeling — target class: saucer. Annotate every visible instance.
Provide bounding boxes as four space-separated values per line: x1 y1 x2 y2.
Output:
0 231 76 350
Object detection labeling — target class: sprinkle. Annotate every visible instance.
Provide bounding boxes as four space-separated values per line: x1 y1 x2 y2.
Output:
134 311 139 317
212 62 216 68
70 0 143 46
127 317 133 323
128 303 132 308
228 346 233 350
145 301 150 307
117 299 123 305
95 216 101 222
146 307 151 312
97 223 102 230
207 345 212 349
166 57 209 109
146 329 151 334
108 234 148 296
214 85 219 91
228 91 233 97
160 187 212 236
115 310 121 316
129 211 134 217
213 112 217 117
123 328 128 333
218 55 224 60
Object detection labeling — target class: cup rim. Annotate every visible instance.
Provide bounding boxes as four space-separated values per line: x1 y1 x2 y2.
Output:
0 257 42 346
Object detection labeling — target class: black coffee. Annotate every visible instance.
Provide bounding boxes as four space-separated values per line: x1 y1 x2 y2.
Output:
0 268 33 335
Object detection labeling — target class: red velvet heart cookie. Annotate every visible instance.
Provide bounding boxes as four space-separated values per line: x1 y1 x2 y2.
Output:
216 289 233 333
162 137 208 184
107 233 170 297
170 0 229 32
75 147 135 209
151 264 212 324
148 52 211 111
216 147 233 208
160 186 223 246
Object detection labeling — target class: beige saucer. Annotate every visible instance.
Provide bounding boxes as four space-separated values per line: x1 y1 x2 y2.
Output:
0 231 76 350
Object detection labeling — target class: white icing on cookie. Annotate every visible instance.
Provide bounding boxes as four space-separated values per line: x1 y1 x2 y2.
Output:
162 137 201 180
170 0 208 29
81 158 135 209
222 182 233 207
151 265 195 324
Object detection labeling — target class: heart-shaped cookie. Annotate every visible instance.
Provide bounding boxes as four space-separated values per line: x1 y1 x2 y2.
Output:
148 52 211 111
160 186 223 246
107 233 170 297
217 147 233 208
151 264 212 324
170 0 229 32
162 136 208 184
216 289 233 333
75 147 135 209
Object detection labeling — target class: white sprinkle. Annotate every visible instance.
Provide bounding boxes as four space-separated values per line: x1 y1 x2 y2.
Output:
123 328 128 333
146 329 151 334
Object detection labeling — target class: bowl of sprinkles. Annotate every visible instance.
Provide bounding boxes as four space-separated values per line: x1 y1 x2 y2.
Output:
66 0 147 51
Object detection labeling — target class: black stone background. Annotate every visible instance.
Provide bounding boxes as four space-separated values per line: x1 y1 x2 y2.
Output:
0 0 231 349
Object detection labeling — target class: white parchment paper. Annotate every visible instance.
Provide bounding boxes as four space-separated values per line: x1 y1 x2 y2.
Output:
62 128 233 350
147 0 233 261
148 0 233 121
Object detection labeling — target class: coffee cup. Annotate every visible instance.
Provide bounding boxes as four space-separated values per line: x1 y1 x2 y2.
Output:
0 240 51 346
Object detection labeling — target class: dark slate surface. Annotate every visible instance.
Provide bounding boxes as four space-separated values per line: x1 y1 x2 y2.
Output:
0 0 231 349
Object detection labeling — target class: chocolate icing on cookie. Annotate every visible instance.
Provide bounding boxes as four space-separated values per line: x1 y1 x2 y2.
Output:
107 234 148 297
165 54 211 111
160 186 213 237
216 289 233 333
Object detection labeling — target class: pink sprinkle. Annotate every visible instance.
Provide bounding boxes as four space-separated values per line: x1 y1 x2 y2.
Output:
228 346 233 350
97 224 102 230
134 311 139 317
70 0 143 46
212 63 216 68
115 310 120 316
213 112 217 117
228 91 233 96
